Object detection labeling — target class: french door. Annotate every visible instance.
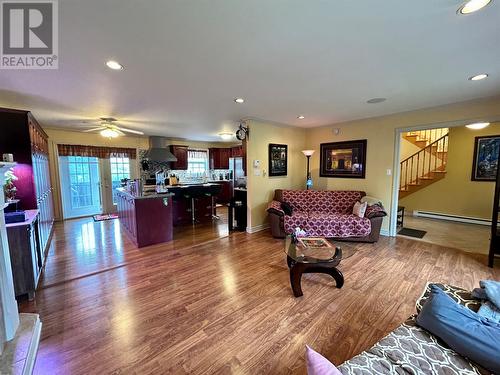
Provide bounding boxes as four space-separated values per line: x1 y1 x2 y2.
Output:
59 156 102 219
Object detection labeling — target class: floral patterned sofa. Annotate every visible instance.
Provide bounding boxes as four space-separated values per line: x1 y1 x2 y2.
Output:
266 189 386 242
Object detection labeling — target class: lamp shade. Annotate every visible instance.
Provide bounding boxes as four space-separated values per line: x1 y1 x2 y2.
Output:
302 150 315 157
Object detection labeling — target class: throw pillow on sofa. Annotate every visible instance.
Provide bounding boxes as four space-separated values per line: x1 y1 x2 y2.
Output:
416 285 500 374
352 201 367 218
281 202 293 216
305 346 342 375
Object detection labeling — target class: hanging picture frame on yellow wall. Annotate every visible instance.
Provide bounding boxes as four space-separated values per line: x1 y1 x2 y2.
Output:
320 140 367 178
471 135 500 181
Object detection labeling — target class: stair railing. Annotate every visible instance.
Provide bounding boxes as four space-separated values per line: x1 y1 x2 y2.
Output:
406 128 448 147
400 133 449 193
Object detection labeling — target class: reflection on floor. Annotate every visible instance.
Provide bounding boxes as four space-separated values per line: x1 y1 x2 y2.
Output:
398 215 490 254
38 207 230 288
20 219 498 374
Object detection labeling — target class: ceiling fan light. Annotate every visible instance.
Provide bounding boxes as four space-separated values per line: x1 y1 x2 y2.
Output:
219 132 233 140
100 128 119 138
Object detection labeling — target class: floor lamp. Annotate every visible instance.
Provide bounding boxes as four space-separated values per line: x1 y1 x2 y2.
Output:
302 150 315 190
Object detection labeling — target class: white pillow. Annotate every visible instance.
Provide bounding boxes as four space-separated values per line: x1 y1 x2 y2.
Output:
360 196 382 206
353 201 368 218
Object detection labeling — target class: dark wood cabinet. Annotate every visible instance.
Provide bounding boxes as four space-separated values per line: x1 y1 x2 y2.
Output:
215 181 233 204
172 198 191 226
209 148 230 169
170 145 189 170
116 190 173 247
6 210 43 300
0 108 54 256
231 146 243 157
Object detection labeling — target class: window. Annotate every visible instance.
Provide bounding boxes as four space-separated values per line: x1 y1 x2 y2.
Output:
110 156 130 204
187 150 209 174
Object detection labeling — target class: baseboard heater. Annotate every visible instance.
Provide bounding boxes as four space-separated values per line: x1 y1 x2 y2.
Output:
413 210 491 226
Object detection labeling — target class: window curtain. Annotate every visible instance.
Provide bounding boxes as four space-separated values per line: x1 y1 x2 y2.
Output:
188 149 208 159
57 144 136 159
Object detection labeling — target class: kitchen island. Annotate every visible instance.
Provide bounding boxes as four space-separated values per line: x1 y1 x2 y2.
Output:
116 188 174 248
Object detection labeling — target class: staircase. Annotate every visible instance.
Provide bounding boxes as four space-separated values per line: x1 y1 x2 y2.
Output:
399 129 449 199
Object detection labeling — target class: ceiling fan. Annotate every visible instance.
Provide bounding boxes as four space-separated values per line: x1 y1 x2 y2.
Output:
81 117 144 138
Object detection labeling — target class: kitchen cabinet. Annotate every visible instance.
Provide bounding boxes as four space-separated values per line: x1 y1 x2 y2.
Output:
172 198 191 226
231 146 243 157
209 148 230 169
6 210 42 300
215 181 232 204
116 189 173 247
0 108 54 256
170 145 188 170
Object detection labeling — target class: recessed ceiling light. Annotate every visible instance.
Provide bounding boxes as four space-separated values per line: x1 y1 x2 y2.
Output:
366 97 386 104
106 60 124 70
466 122 490 129
469 73 488 81
234 98 245 104
458 0 492 14
297 115 305 120
219 132 233 140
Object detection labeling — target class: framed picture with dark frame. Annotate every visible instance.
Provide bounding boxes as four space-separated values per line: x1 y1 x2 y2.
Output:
471 135 500 181
268 143 288 176
320 139 367 178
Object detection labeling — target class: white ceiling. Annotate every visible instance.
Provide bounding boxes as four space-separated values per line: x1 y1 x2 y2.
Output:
1 0 499 141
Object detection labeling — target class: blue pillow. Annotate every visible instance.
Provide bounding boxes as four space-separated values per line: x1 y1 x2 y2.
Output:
416 285 500 374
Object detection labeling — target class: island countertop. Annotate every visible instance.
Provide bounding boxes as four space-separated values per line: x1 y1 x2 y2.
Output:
116 188 174 200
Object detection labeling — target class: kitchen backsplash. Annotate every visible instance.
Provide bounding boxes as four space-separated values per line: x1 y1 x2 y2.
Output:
139 149 231 183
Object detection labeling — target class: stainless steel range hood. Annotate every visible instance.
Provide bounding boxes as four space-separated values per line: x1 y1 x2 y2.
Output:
145 136 178 162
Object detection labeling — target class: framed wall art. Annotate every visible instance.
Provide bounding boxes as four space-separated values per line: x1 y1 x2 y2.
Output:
471 135 500 181
320 139 367 178
268 143 288 176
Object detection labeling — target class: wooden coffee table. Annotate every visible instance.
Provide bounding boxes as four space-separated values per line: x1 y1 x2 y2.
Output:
284 236 356 297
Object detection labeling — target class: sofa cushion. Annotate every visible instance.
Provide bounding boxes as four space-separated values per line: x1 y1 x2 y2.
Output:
416 285 500 374
306 213 371 238
338 315 487 375
282 190 311 212
328 191 365 214
283 211 309 234
416 282 482 314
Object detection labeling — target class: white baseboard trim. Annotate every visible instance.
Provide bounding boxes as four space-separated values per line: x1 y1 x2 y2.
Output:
413 210 491 226
246 224 270 234
380 229 391 237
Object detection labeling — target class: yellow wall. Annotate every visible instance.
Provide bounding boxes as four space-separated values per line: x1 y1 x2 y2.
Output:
246 120 307 230
304 95 500 233
399 123 500 219
400 138 421 161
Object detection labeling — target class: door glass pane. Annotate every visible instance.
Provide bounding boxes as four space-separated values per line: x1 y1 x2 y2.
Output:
59 156 102 219
110 156 130 204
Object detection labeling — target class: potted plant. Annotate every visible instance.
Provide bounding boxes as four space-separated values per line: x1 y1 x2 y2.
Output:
4 168 18 202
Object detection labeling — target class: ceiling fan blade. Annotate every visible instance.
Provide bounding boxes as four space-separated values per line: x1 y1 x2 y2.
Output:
115 129 126 136
82 127 103 133
115 126 144 135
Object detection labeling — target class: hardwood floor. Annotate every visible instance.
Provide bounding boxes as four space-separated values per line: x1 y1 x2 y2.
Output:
399 215 490 255
20 216 499 375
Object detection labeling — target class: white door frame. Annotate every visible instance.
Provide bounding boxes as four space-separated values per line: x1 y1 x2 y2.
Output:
389 117 498 236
